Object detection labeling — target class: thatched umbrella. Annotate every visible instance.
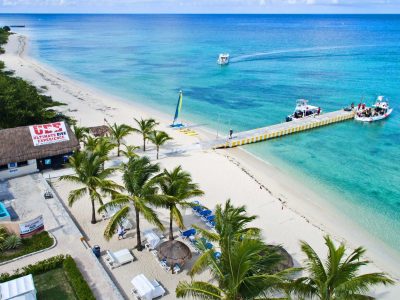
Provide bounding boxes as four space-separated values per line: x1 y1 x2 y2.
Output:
156 240 192 267
267 245 294 272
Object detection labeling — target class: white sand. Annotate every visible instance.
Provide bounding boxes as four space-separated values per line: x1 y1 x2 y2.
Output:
2 33 399 299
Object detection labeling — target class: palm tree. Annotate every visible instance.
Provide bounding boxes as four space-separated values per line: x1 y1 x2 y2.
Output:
132 117 158 151
99 156 164 250
289 235 394 300
148 130 172 159
157 166 203 240
72 125 89 147
107 122 134 156
192 199 261 246
84 136 116 171
60 151 122 224
176 200 294 299
120 144 139 159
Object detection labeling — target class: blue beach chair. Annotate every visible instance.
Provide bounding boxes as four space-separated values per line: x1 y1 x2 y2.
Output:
195 207 207 216
205 242 213 250
181 228 196 239
199 209 212 218
206 220 216 228
214 252 222 259
202 214 215 222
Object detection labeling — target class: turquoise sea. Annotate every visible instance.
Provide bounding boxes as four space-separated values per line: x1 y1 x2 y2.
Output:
1 14 400 252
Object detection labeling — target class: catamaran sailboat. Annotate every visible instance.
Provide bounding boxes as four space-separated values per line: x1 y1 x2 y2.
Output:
217 53 230 65
286 99 321 122
355 96 393 122
170 90 184 128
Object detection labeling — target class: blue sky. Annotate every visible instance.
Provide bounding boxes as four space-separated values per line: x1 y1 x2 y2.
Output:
1 0 400 14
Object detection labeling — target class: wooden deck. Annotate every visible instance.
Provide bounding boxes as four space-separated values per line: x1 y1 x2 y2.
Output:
215 109 355 149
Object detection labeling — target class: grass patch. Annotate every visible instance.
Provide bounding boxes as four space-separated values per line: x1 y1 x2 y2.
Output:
0 231 54 263
34 267 77 300
0 255 96 300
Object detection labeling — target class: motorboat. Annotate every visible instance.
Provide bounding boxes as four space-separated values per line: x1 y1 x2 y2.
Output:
217 53 229 65
286 99 321 122
355 96 393 122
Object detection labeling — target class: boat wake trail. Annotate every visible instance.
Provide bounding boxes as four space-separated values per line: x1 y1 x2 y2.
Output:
229 45 374 63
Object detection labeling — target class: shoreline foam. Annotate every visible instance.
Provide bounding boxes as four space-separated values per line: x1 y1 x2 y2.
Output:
2 33 399 298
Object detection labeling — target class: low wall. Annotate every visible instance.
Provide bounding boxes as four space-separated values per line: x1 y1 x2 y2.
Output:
0 160 38 181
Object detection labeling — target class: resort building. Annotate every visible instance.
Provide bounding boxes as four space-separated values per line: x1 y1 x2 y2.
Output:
0 122 79 180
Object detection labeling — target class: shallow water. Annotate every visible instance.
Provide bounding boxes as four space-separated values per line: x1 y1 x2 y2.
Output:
1 14 399 252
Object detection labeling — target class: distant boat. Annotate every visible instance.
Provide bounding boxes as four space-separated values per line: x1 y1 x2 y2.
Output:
217 53 230 65
170 90 184 128
286 99 321 122
355 96 393 122
10 25 26 28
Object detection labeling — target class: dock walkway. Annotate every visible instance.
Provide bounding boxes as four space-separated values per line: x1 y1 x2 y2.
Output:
215 109 355 149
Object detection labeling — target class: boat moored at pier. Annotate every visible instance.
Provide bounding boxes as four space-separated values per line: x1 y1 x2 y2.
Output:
286 99 321 122
355 96 393 122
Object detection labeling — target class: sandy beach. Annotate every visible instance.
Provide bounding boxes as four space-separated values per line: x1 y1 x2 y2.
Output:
2 33 399 299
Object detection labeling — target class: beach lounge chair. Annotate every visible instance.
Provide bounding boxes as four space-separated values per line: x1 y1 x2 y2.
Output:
214 251 222 259
194 207 206 216
199 209 212 218
159 259 171 272
205 242 213 250
202 214 215 222
206 220 216 228
105 249 134 269
181 228 196 239
173 264 181 274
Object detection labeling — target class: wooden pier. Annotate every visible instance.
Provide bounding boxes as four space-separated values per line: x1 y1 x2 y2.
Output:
215 109 355 149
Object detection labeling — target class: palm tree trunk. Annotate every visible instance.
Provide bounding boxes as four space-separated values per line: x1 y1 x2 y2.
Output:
157 146 159 160
135 206 143 250
91 198 96 224
169 207 174 240
143 136 146 151
117 141 120 157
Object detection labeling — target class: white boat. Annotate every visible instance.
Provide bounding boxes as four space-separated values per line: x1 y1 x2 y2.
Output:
286 99 322 122
355 96 393 122
217 53 229 65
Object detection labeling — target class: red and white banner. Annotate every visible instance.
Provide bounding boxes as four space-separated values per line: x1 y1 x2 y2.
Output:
29 122 70 146
19 215 44 238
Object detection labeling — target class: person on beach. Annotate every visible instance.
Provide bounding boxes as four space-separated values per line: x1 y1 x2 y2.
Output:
229 129 233 139
117 225 126 240
317 107 321 115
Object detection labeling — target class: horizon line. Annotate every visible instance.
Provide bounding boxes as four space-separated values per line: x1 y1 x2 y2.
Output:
1 12 400 15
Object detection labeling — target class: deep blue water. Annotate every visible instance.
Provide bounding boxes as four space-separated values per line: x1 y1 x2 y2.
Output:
1 14 400 252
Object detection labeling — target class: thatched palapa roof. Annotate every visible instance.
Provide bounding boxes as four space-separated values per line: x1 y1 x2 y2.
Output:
88 125 111 137
0 123 79 165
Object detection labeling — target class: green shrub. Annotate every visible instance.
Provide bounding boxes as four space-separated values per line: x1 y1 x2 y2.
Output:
0 255 95 300
2 26 11 32
0 231 54 263
0 226 7 244
1 234 22 250
0 255 66 283
63 256 96 300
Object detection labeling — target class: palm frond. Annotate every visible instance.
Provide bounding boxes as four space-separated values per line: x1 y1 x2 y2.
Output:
176 281 223 299
67 187 87 206
103 206 130 240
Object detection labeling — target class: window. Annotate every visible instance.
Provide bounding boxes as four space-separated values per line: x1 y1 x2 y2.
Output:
17 161 28 167
8 162 17 169
44 159 52 165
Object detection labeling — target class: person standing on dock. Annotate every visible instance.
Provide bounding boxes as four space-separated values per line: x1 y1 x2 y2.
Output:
317 107 321 115
229 129 233 139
